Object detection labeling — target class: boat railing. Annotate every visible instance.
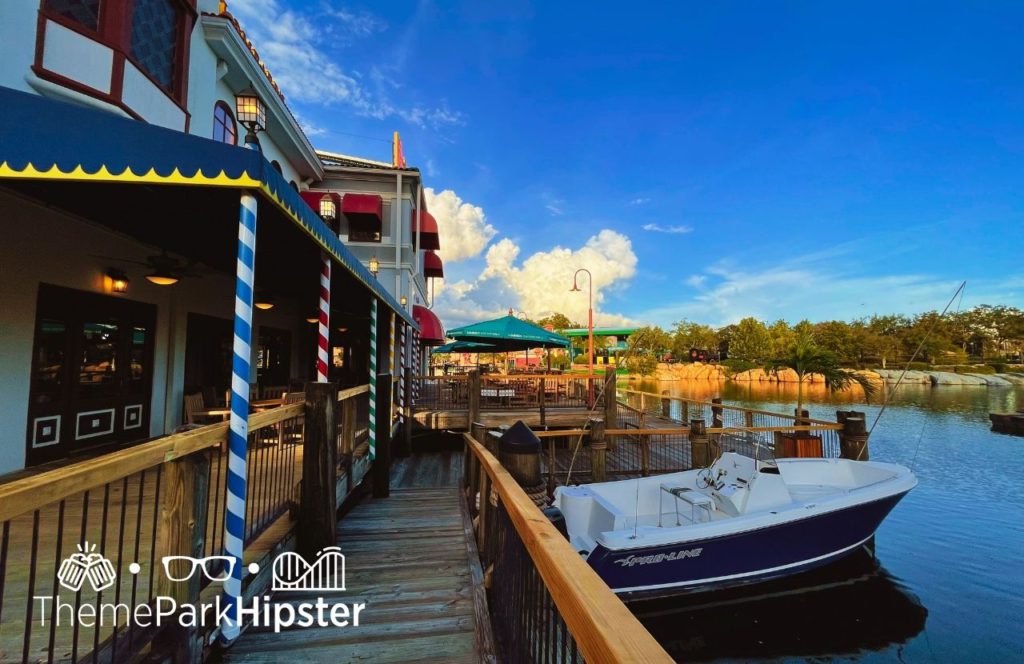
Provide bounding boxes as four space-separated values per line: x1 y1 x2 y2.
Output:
462 431 672 663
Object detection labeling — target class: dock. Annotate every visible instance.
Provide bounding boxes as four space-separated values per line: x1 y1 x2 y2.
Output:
223 452 492 663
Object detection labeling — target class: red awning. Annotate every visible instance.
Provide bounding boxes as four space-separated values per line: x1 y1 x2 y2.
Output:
412 209 440 250
423 250 444 279
413 305 445 345
299 191 342 230
342 193 383 218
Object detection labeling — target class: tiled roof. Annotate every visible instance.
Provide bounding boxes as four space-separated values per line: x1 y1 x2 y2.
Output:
317 149 419 171
205 1 286 102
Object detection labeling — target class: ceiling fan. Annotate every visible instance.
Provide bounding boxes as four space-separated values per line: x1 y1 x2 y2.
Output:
95 250 203 286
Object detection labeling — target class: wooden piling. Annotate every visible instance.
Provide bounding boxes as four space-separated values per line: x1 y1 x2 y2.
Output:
340 395 356 496
301 382 339 557
837 410 869 460
538 377 546 427
373 374 393 498
468 368 481 430
690 418 709 468
401 366 413 457
604 371 617 427
590 418 607 483
711 397 724 428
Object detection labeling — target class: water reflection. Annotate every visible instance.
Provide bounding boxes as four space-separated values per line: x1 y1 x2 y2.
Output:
632 550 927 662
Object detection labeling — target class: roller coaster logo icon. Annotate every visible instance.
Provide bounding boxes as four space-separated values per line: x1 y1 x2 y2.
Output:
272 547 346 592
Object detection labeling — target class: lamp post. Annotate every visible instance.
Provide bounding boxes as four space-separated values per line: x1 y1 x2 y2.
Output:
570 268 594 407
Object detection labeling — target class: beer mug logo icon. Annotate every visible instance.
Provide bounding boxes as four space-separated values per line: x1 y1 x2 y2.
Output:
58 542 117 592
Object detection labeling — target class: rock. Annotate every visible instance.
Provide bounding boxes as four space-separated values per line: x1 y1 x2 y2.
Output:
965 373 1013 386
997 373 1024 385
654 362 727 381
871 369 932 384
928 371 988 386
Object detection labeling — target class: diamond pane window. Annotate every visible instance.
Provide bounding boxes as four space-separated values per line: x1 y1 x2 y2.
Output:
130 0 180 91
45 0 101 31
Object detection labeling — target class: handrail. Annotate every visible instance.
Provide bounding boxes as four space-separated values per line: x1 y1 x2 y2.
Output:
337 383 370 401
533 424 841 439
465 433 672 663
413 373 604 381
619 388 838 425
0 403 304 523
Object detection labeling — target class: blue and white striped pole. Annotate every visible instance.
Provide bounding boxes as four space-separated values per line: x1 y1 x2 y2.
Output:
398 322 406 428
222 188 257 642
368 299 378 460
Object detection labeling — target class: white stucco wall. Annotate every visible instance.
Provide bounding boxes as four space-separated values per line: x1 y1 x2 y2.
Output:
0 2 42 94
0 188 308 474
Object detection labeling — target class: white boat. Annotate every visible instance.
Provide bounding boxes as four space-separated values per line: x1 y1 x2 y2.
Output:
552 452 917 597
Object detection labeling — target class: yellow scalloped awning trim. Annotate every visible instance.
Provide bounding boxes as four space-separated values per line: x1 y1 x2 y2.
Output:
0 161 260 187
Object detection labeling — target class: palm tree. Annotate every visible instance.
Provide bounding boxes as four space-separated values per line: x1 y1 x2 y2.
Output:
766 332 876 418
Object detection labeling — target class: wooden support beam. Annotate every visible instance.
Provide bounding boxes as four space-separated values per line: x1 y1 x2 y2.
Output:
604 371 617 428
590 418 607 483
401 366 413 457
468 369 481 428
301 382 339 558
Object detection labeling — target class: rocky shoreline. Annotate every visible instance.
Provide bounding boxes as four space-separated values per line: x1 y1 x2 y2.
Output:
646 362 1024 387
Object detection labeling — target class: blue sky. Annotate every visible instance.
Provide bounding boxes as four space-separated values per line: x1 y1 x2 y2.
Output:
231 0 1024 327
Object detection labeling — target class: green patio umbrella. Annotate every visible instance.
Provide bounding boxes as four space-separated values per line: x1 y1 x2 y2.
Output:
432 340 499 353
446 314 570 351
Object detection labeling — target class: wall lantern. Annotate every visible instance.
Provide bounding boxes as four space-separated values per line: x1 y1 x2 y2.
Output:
368 256 380 277
106 269 129 293
236 85 266 139
319 196 337 222
400 296 408 306
145 270 178 286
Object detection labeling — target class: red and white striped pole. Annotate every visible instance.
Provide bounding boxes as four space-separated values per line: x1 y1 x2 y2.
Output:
317 254 330 382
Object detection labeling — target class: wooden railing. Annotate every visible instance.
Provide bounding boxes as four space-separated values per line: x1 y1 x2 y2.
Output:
0 384 373 663
462 433 671 663
412 373 604 412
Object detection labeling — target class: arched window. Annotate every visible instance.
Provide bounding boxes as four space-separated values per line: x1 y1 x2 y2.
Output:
212 101 237 145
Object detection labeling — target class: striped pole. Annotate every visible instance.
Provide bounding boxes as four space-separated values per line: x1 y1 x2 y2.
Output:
317 255 330 382
368 299 378 460
412 330 420 404
390 313 397 422
222 190 258 642
398 322 406 426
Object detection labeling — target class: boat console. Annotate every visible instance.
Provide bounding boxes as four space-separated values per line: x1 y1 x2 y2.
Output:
705 452 793 517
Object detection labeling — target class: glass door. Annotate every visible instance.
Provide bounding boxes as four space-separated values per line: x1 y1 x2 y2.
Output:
26 285 156 466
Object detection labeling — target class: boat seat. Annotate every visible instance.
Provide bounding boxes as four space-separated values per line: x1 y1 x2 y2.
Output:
659 485 714 526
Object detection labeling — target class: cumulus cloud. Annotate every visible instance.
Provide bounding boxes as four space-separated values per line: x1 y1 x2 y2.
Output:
227 0 463 128
643 223 693 234
630 197 651 205
424 188 497 263
473 230 639 325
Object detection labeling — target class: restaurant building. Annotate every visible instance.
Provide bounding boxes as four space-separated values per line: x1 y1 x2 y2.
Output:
0 0 438 474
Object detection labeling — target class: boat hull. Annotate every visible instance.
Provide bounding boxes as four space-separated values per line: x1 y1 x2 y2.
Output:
587 491 909 597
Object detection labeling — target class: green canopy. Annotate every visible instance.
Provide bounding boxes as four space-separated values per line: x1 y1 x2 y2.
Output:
447 315 571 351
432 340 499 354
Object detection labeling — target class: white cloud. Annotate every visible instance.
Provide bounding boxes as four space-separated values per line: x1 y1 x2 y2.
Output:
424 188 497 263
226 1 462 128
643 223 693 234
473 230 639 326
630 197 651 205
685 274 707 288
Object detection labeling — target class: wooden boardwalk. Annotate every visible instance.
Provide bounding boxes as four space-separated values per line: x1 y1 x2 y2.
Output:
221 452 493 663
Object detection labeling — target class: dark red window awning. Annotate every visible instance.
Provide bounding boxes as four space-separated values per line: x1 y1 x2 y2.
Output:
423 250 444 278
412 209 440 250
343 193 383 242
413 305 445 345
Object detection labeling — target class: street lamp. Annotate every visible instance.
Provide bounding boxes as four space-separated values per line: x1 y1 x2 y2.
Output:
368 256 379 277
570 268 594 407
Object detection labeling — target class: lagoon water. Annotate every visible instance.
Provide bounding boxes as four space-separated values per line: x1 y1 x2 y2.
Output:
627 379 1024 663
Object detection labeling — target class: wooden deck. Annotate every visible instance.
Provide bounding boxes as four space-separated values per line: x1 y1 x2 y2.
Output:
222 452 493 663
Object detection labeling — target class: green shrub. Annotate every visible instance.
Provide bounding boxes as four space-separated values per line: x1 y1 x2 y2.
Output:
988 363 1007 373
954 364 995 374
906 361 931 371
572 355 589 364
721 359 757 372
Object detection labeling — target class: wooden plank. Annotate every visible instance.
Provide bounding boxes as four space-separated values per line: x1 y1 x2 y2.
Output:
338 384 370 401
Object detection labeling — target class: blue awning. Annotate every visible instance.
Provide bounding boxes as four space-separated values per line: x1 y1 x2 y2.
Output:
0 86 413 327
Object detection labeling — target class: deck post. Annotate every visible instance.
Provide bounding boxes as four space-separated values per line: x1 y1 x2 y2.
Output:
745 410 754 428
681 399 689 422
690 418 709 468
153 451 210 662
538 378 546 427
837 410 869 460
711 397 724 428
400 366 413 457
590 418 607 482
468 369 481 430
373 373 393 498
661 390 671 419
340 394 356 494
604 371 617 427
300 382 338 558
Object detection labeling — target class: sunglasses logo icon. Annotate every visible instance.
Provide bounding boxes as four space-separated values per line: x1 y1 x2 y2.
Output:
161 555 234 582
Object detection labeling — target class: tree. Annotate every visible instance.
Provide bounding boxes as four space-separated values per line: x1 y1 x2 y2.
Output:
671 320 719 360
768 319 795 357
729 317 773 362
766 331 876 416
536 312 579 333
624 326 671 375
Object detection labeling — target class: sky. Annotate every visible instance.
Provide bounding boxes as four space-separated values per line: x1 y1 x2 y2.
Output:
229 0 1024 328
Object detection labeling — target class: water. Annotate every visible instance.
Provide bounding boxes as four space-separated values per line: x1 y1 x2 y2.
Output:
626 379 1024 663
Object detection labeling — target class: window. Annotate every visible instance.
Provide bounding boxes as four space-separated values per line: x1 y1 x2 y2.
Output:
129 0 181 91
212 101 237 145
44 0 101 31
